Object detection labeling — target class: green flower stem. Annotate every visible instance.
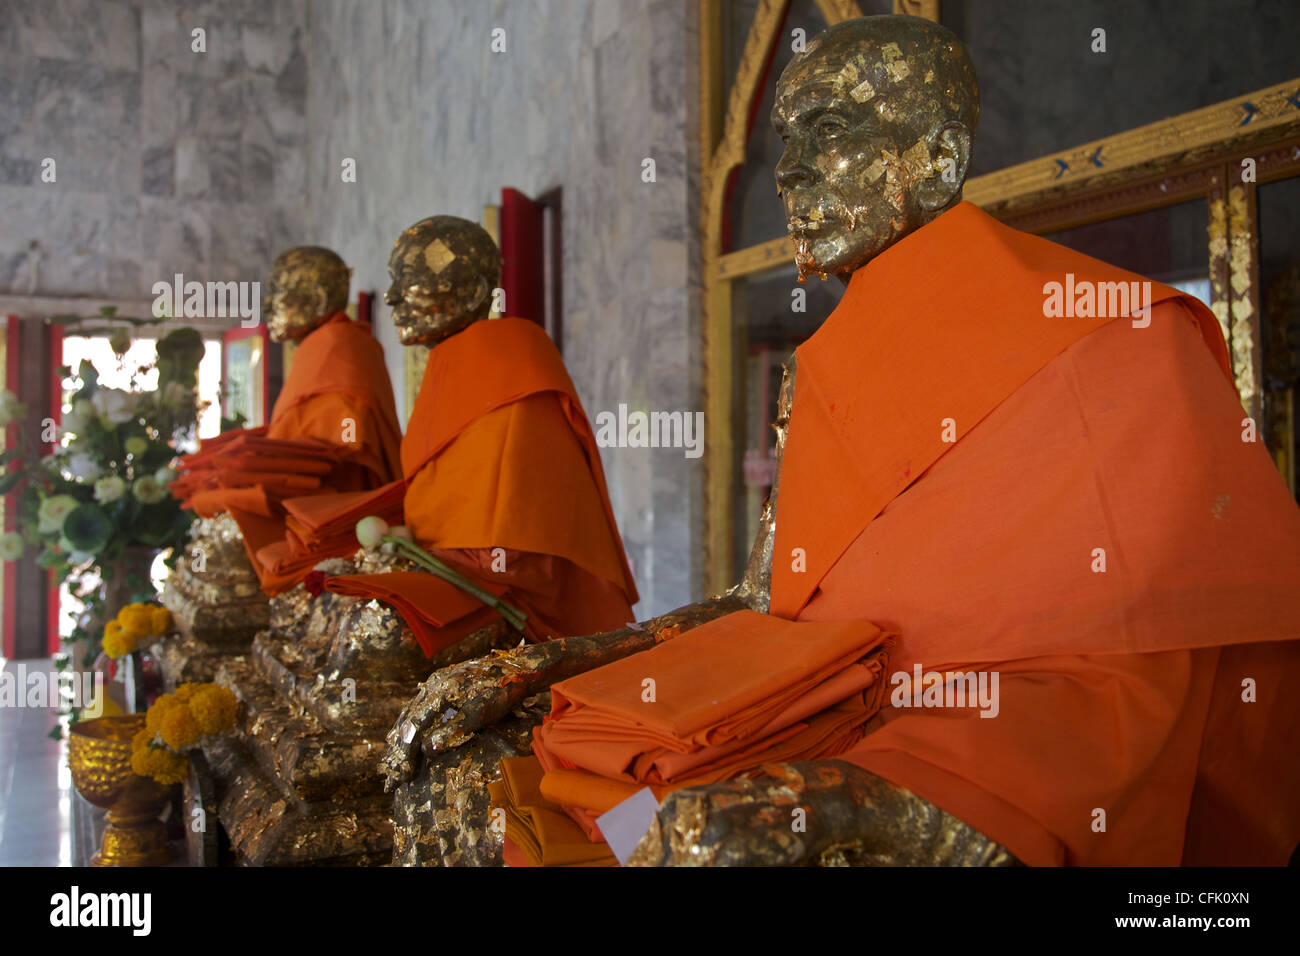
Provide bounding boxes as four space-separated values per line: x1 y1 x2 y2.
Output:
381 535 528 631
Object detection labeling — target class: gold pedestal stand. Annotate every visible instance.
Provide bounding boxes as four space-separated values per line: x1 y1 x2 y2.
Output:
69 715 174 867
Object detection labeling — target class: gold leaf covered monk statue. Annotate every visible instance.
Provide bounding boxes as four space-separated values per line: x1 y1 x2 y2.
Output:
294 216 639 653
191 219 639 866
383 15 1300 867
161 246 402 683
170 245 402 589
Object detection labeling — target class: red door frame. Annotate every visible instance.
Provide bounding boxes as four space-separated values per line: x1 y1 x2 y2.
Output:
2 316 61 658
2 316 19 659
46 324 62 655
222 324 271 427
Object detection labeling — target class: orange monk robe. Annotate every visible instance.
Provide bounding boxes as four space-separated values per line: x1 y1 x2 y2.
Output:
771 201 1300 866
171 314 402 585
304 317 638 654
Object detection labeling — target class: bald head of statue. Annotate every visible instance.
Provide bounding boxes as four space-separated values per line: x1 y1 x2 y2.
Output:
772 14 979 282
384 215 502 347
265 246 352 342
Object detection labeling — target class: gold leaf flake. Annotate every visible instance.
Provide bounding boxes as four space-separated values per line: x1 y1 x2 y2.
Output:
424 238 458 273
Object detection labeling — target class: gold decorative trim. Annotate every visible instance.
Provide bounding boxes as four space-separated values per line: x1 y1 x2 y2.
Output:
701 0 791 594
719 235 797 279
1227 182 1262 420
1208 182 1231 349
816 0 867 25
893 0 940 20
965 79 1300 211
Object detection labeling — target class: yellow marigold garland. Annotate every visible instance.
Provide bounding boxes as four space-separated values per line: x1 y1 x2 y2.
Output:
148 605 173 636
159 706 199 749
189 684 238 736
132 682 239 786
103 602 173 657
101 624 135 659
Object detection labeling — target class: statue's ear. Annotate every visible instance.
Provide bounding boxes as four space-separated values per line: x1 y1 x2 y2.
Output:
916 121 972 213
465 276 492 316
313 285 329 319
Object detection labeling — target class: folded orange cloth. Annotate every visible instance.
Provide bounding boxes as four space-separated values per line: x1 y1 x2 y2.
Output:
193 470 323 496
501 835 528 867
488 756 616 867
186 486 275 519
179 445 338 475
281 481 407 553
243 481 409 595
532 610 890 789
538 769 669 815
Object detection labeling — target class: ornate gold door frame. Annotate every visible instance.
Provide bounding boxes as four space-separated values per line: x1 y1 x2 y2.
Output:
700 0 878 593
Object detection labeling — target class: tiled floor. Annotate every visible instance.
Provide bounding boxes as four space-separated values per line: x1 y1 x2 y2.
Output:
0 658 75 866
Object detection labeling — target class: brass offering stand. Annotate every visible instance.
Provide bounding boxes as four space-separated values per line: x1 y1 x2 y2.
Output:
68 715 174 866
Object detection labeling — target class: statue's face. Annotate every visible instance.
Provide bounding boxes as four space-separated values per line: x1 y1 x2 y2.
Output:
265 278 324 343
773 36 962 281
265 248 349 342
384 220 498 348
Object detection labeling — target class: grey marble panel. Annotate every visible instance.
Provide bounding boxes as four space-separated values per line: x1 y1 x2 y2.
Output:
1 0 310 300
302 0 701 615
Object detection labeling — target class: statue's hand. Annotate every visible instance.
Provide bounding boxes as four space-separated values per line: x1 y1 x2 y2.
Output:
381 641 562 790
627 759 1021 866
626 762 849 866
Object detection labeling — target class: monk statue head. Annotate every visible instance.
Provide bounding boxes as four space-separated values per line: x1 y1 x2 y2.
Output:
384 216 502 347
265 246 352 342
773 14 979 282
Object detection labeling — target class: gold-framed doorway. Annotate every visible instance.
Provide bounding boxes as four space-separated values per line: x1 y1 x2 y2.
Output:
698 0 1300 593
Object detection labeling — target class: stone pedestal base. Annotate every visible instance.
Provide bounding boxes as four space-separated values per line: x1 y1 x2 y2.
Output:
198 552 511 865
156 634 237 688
158 514 270 690
204 736 393 866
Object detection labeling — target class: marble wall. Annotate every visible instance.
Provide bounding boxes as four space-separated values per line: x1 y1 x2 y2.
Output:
302 0 701 616
0 0 310 300
0 0 700 617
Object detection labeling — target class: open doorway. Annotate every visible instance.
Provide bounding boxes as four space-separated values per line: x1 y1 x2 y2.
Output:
51 334 223 645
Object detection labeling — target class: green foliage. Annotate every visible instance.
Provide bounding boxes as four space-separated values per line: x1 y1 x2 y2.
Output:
73 360 98 403
156 327 205 390
62 503 114 552
6 315 205 685
220 411 248 433
133 501 192 547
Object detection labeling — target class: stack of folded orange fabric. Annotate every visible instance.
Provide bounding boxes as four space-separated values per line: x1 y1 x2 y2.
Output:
500 609 891 864
172 431 344 518
247 481 408 594
489 756 617 867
